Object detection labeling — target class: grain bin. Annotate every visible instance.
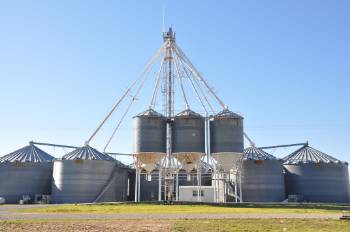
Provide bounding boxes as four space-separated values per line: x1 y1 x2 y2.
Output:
51 145 129 204
0 143 54 204
133 109 166 173
283 145 350 203
210 109 244 172
241 146 285 202
172 109 205 172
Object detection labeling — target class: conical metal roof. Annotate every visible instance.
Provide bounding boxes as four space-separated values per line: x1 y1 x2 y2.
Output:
176 109 203 118
214 109 243 119
244 146 277 160
283 145 346 165
134 109 165 118
62 145 114 161
0 144 54 163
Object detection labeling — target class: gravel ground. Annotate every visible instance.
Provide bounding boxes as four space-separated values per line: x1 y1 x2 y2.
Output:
0 205 342 220
0 220 172 232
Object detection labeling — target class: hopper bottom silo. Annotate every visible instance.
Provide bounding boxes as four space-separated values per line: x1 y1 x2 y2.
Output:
51 160 127 204
284 163 350 203
0 162 53 204
241 160 285 202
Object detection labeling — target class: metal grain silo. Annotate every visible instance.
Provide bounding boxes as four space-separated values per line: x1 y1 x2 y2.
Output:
210 109 244 172
51 145 128 204
283 145 350 203
241 147 285 202
133 109 167 173
0 143 54 204
172 109 205 172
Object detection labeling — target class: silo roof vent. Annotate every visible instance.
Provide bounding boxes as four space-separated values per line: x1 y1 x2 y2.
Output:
0 144 54 163
176 109 203 118
62 145 115 161
135 109 165 118
283 145 347 165
244 146 278 161
214 109 243 119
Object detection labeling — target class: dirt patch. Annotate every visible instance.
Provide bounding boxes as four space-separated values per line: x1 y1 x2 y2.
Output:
0 220 172 232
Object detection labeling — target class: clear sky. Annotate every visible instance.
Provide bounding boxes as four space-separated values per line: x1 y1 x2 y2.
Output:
0 0 349 164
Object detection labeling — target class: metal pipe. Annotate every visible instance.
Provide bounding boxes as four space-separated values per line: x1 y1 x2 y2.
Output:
175 54 215 114
258 142 308 150
172 47 189 109
173 44 227 110
243 132 256 147
138 171 141 202
176 172 179 201
177 53 208 113
235 172 238 203
29 141 79 149
239 170 243 203
85 44 165 146
158 170 162 201
105 152 133 156
149 52 166 109
197 166 200 202
134 169 138 202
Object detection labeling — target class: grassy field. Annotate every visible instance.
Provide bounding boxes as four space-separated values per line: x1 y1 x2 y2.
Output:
174 219 350 232
0 219 349 232
17 203 350 214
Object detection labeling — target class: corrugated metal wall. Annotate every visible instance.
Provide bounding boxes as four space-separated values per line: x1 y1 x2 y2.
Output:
0 162 53 204
284 163 350 203
241 160 285 202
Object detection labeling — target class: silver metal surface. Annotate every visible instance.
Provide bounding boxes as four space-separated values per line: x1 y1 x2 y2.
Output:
210 109 244 154
62 145 114 161
0 144 53 204
244 146 277 160
0 163 53 204
133 109 167 153
283 145 347 164
51 146 128 203
172 109 205 154
283 146 350 203
51 159 128 203
0 144 54 163
241 147 285 202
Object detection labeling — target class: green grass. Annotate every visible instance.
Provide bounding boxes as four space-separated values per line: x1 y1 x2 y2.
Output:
17 203 350 214
174 219 350 232
1 219 349 232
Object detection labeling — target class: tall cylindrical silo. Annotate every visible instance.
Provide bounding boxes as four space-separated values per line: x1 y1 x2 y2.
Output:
210 109 244 172
172 109 205 172
133 109 167 173
0 144 54 204
283 145 350 203
241 146 285 202
51 145 129 204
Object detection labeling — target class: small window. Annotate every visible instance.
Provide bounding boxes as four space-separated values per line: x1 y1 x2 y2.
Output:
192 190 204 197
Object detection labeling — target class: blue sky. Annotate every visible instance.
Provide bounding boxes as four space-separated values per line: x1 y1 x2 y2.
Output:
0 0 349 164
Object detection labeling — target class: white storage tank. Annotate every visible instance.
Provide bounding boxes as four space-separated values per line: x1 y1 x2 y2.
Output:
51 145 129 204
0 143 54 204
283 145 350 203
